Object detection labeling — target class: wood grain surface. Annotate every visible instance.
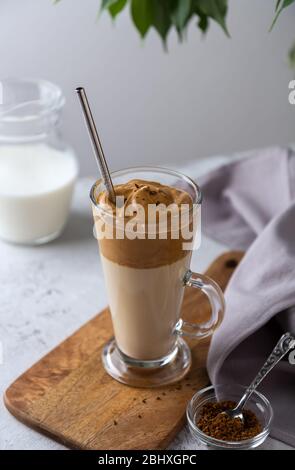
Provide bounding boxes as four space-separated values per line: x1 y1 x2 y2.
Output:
4 251 243 450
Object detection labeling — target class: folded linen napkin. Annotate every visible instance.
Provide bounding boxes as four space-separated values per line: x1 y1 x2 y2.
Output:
198 147 295 446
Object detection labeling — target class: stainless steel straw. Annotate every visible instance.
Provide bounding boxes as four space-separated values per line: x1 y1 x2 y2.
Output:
76 87 116 203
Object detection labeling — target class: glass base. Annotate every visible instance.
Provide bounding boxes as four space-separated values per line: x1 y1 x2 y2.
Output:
102 337 191 388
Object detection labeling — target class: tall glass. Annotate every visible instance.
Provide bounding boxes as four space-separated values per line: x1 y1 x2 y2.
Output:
91 167 225 387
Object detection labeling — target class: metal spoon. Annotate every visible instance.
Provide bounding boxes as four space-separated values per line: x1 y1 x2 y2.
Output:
222 331 295 423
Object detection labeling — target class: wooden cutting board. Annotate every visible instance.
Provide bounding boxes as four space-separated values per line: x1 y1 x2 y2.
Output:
4 251 243 450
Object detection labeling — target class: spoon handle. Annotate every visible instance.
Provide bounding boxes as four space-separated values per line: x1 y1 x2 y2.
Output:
236 332 295 410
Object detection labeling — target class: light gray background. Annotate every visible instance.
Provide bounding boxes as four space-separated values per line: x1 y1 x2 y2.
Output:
0 0 295 174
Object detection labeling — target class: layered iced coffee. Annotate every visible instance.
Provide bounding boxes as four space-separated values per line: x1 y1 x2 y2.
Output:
94 179 193 361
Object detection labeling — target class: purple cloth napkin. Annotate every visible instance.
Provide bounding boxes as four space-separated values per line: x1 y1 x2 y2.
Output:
198 147 295 446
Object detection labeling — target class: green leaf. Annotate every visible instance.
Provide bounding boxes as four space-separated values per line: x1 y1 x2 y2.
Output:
288 40 295 69
275 0 282 10
108 0 128 18
98 0 120 20
170 0 191 31
270 0 295 30
150 0 172 43
193 4 209 34
131 0 153 38
101 0 119 9
197 0 229 36
197 12 209 33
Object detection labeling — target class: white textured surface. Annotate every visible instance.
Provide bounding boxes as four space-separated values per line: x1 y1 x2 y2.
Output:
0 159 293 450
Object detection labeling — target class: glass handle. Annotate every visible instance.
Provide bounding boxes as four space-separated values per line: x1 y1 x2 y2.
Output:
175 270 225 339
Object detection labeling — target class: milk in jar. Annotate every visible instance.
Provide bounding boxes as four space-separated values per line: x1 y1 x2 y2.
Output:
0 79 78 244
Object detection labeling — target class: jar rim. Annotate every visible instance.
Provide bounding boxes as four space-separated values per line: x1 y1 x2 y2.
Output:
0 78 65 124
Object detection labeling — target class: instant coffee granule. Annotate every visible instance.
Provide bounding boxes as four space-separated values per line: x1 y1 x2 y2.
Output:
197 401 262 441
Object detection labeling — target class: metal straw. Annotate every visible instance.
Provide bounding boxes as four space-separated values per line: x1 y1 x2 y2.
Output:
76 87 116 203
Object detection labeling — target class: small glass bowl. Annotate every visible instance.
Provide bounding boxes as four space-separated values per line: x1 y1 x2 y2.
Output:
186 384 273 450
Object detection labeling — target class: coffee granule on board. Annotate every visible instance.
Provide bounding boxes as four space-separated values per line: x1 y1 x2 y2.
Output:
197 401 262 441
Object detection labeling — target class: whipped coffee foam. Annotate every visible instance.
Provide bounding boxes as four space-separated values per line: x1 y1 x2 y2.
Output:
94 179 194 268
98 179 192 217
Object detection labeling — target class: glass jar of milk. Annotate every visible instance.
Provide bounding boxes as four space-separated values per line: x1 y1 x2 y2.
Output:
0 78 78 244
